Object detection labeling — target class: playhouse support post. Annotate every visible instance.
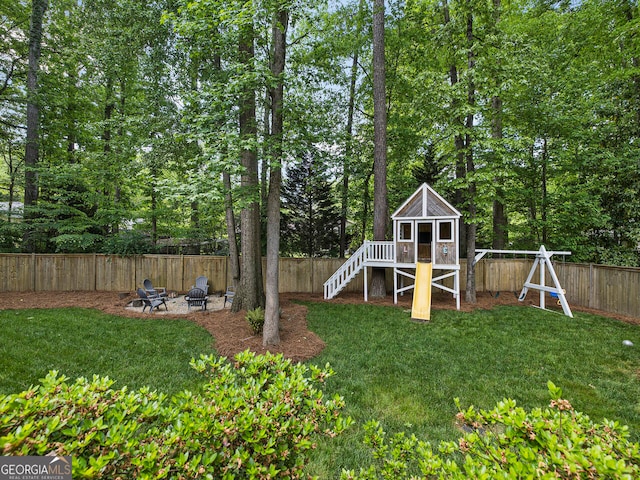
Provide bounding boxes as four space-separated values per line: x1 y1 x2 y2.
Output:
393 269 397 304
539 254 546 310
364 265 368 302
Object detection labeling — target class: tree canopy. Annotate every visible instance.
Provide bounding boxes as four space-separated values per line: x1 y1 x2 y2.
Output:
0 0 638 267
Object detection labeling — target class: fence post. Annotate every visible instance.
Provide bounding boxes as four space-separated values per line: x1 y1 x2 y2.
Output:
587 263 595 308
182 255 186 292
311 257 314 294
32 253 36 291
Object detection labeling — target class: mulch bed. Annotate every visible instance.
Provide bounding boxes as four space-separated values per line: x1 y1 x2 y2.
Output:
0 290 637 362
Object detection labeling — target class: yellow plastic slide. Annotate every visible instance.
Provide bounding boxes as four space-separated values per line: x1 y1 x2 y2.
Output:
411 262 433 321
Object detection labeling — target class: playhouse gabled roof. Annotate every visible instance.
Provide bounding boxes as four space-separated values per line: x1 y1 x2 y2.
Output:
391 183 461 219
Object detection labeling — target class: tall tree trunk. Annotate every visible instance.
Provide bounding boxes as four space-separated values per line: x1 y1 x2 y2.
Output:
307 170 314 257
151 186 158 246
102 77 114 158
339 157 350 258
223 172 240 287
23 0 48 252
260 87 271 255
102 76 115 237
264 8 288 347
261 87 271 209
188 57 201 242
370 0 388 298
113 78 128 235
65 68 78 164
233 21 264 312
340 0 365 258
444 0 467 256
464 5 477 304
341 50 358 258
491 94 507 250
190 200 200 242
361 172 371 245
5 144 20 222
527 143 538 241
491 0 507 250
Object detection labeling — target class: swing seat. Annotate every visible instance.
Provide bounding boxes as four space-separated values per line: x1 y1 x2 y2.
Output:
550 289 566 306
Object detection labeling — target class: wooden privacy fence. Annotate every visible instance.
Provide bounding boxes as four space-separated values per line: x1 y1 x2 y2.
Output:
0 254 351 295
0 254 638 319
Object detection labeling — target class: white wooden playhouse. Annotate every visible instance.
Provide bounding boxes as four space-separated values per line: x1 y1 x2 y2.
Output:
324 183 462 308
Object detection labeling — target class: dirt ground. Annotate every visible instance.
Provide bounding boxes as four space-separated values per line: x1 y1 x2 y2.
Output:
0 290 637 362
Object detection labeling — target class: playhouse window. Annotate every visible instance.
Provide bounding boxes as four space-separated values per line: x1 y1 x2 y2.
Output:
438 221 453 242
399 222 412 241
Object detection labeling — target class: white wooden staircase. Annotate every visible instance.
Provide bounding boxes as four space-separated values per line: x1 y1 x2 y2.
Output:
323 241 394 299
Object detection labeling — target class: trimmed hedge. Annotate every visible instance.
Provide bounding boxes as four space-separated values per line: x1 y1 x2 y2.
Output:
341 382 640 479
0 350 351 479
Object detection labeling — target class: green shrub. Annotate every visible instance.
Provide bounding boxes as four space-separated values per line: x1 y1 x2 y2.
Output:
246 306 265 334
0 350 351 479
100 230 157 256
341 381 640 479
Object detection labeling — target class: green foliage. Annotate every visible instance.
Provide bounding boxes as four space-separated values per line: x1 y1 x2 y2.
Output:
245 306 265 335
4 0 640 265
341 382 640 479
0 350 351 479
0 221 24 252
100 230 158 255
281 151 342 257
594 245 640 268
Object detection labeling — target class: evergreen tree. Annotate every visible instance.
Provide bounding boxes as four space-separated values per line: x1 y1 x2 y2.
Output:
281 152 341 258
411 143 440 186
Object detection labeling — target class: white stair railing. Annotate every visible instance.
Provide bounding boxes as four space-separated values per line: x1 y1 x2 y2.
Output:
323 241 395 299
323 242 369 299
366 241 395 263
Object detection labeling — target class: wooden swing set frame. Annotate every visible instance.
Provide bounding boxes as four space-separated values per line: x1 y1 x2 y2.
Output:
474 245 573 318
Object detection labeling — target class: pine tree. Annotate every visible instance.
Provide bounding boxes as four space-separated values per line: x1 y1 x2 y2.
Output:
281 153 340 258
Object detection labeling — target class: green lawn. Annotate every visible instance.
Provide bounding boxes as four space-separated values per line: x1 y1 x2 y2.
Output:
303 302 640 477
1 303 639 478
0 308 216 395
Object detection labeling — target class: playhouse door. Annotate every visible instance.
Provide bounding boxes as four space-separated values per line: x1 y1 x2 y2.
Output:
416 222 433 262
